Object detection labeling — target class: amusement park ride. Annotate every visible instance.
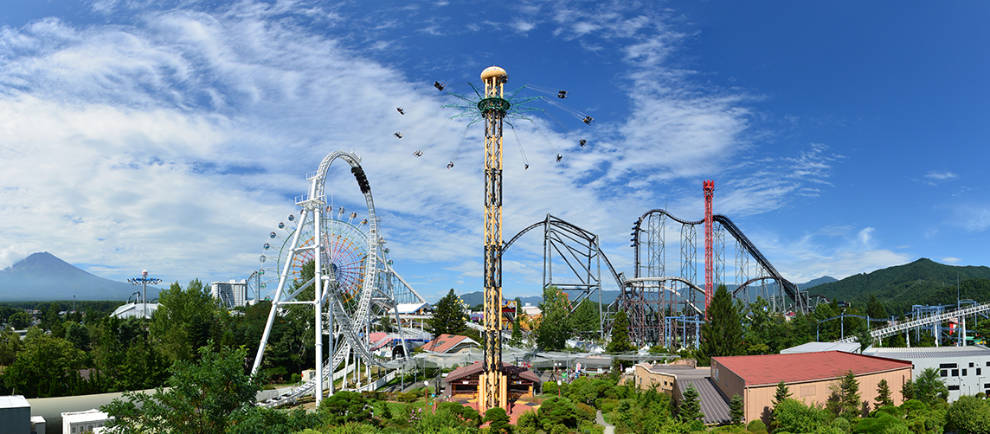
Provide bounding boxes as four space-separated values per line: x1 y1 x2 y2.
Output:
245 64 822 409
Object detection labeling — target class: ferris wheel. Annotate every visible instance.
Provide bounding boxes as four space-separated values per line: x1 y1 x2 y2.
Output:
259 208 372 305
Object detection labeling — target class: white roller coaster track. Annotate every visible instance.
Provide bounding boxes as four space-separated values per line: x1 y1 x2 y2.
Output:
253 151 421 407
837 301 990 343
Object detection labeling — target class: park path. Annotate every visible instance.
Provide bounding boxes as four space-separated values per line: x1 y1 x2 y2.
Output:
596 409 615 434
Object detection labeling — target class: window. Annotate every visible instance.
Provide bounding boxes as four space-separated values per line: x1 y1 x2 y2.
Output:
971 362 976 368
948 385 960 391
984 383 990 389
953 369 960 376
979 369 983 375
941 370 948 377
941 363 959 369
964 369 969 376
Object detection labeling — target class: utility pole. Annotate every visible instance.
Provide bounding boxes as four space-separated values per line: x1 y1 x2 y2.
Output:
128 270 162 319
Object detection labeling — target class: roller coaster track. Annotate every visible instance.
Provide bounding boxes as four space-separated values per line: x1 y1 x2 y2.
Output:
837 301 990 343
632 209 804 312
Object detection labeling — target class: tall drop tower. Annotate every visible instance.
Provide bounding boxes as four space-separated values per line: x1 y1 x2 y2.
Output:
477 65 509 412
703 180 714 317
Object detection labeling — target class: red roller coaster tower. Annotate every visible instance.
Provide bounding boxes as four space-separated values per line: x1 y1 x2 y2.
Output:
703 180 714 318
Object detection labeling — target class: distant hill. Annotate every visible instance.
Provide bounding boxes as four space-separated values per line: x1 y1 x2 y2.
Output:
457 291 542 307
0 252 153 301
809 258 990 312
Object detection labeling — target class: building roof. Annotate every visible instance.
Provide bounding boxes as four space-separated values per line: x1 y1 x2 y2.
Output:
419 334 478 353
676 377 730 425
110 302 158 319
444 361 540 384
396 302 429 314
61 409 108 423
780 341 861 354
864 344 990 360
714 351 911 387
0 395 29 409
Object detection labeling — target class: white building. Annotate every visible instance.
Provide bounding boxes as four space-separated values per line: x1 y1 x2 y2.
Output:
62 409 108 434
211 280 248 308
109 302 159 320
863 345 990 401
0 395 31 434
30 416 45 434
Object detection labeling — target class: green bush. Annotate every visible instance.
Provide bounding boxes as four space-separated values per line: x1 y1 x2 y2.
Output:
772 399 831 433
485 407 511 434
746 419 767 433
947 395 990 434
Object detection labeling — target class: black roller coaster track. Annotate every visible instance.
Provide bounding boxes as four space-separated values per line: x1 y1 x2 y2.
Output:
632 209 804 312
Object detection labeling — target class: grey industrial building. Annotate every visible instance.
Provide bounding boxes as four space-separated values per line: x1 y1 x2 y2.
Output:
864 345 990 401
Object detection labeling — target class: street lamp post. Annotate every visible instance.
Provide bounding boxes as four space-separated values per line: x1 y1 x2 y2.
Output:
128 270 162 319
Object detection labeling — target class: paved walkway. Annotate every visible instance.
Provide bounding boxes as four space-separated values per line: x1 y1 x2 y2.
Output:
596 410 615 434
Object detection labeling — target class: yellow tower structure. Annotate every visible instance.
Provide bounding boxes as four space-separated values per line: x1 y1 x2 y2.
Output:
477 65 509 413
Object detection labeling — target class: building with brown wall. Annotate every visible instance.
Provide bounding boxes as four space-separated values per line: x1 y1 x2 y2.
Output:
712 351 913 423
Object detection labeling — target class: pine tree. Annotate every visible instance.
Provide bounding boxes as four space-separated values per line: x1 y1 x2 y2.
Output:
773 381 792 407
839 371 861 419
607 311 635 353
699 285 744 365
875 379 893 408
678 386 702 422
729 394 744 425
430 289 466 336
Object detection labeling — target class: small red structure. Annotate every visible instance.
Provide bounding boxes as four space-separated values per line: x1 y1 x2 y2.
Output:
704 180 714 317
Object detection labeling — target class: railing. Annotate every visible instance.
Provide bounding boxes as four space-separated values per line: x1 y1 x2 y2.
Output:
837 302 990 343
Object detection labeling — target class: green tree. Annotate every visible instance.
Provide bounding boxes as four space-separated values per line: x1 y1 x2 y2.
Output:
102 344 262 433
536 286 571 351
568 299 599 337
485 407 512 434
773 381 792 407
92 316 168 392
537 396 581 431
318 391 372 426
7 311 31 329
875 378 893 408
699 285 743 365
773 399 831 433
677 386 702 423
855 327 874 353
607 310 635 353
839 371 861 419
866 295 887 320
64 321 90 351
430 289 466 336
729 394 744 425
150 279 223 363
912 367 949 405
0 328 22 365
947 395 990 434
2 334 87 397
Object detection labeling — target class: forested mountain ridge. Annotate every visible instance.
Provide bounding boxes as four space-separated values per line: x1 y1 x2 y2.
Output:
809 258 990 312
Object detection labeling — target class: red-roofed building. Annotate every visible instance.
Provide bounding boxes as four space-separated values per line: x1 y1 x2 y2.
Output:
444 361 539 400
712 351 912 423
418 334 479 354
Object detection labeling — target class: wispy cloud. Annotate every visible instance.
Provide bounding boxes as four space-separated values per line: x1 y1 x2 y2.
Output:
0 0 849 299
942 257 961 264
923 170 958 185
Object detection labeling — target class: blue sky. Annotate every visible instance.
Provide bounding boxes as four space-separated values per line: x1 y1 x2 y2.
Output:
0 0 987 301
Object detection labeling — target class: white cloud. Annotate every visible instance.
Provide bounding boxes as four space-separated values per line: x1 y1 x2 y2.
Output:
511 20 536 33
942 257 961 264
925 170 957 181
0 1 846 300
